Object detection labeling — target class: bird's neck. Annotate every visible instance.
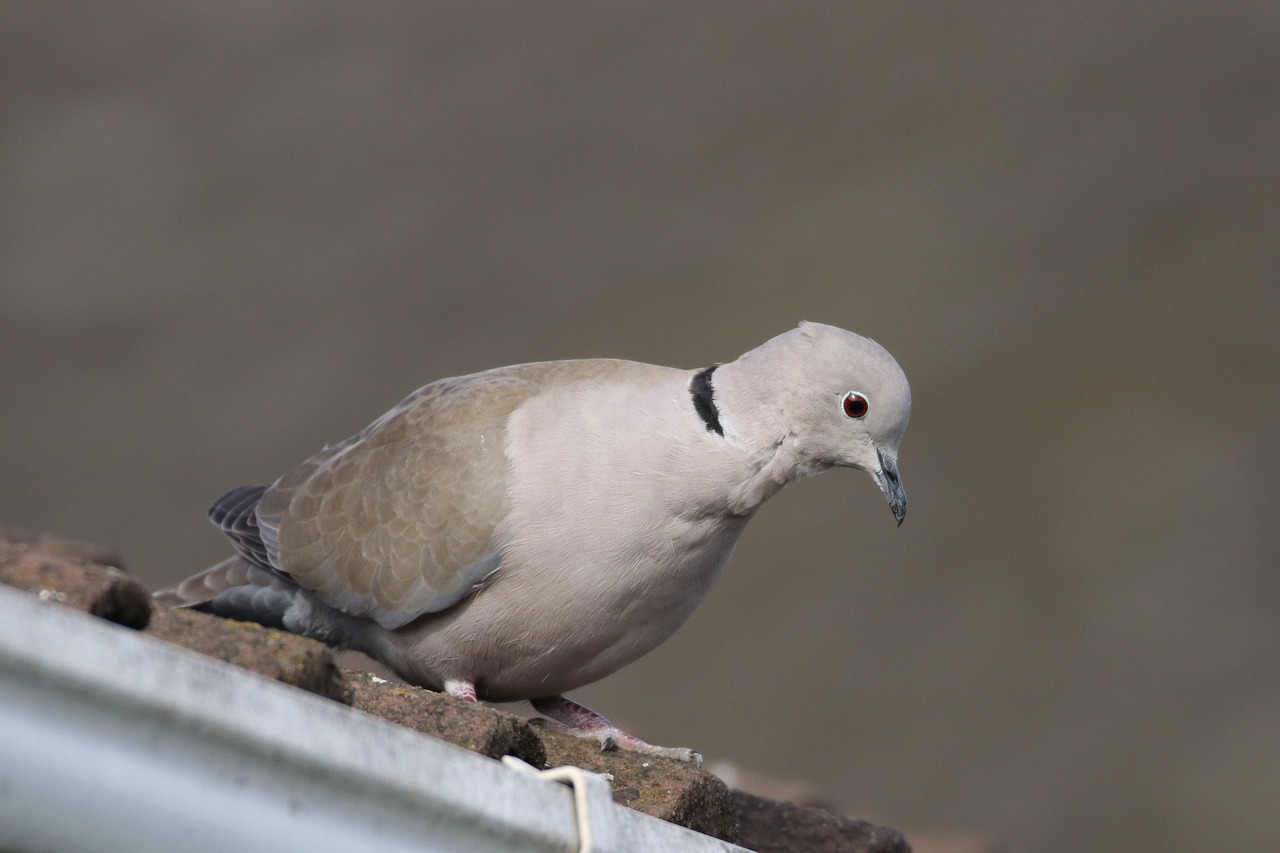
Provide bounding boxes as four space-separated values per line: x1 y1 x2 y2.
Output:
702 356 817 515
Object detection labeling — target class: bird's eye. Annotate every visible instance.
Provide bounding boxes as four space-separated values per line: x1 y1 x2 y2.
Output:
842 391 869 419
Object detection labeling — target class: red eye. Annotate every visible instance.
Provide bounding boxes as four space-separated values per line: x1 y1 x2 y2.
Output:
842 391 869 419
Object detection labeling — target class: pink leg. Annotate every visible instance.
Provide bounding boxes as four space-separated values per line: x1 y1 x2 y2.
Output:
530 695 701 764
444 679 477 702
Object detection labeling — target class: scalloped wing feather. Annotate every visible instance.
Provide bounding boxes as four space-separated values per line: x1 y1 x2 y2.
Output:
253 361 645 630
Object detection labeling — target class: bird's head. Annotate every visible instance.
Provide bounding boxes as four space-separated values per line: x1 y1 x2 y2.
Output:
734 321 911 524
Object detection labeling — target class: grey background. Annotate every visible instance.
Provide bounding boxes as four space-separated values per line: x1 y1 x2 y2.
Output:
3 3 1277 851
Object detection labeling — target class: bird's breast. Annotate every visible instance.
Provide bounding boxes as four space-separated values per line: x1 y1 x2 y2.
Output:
412 372 756 698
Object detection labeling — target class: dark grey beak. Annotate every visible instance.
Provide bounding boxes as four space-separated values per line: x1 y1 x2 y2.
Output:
875 449 907 526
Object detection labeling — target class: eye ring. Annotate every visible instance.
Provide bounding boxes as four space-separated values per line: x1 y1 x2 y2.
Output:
842 391 869 419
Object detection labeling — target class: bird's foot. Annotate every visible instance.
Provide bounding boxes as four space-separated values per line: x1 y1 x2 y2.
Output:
444 679 478 702
529 695 702 765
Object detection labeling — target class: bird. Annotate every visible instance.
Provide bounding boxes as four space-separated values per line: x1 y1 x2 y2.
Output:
155 322 911 762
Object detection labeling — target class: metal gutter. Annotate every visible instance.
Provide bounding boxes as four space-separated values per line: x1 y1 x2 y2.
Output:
0 585 746 852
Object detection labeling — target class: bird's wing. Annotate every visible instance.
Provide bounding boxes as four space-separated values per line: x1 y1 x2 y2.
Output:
253 360 645 630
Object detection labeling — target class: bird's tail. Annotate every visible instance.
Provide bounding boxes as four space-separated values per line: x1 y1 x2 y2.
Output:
152 555 300 630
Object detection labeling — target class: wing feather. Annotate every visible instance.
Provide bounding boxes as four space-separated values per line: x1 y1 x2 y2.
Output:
254 368 545 628
243 359 658 630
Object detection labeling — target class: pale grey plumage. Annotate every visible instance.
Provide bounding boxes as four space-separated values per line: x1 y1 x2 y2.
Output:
157 322 911 720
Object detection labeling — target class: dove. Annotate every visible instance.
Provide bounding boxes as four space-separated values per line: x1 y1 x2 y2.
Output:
156 322 910 762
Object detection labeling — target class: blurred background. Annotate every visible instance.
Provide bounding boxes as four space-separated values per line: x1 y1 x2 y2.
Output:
2 2 1277 850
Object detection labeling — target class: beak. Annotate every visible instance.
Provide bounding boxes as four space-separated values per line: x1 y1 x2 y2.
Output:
874 448 907 526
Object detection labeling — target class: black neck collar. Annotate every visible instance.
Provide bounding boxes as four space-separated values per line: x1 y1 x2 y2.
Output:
690 365 724 436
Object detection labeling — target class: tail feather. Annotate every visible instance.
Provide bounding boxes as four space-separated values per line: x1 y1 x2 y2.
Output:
153 555 299 630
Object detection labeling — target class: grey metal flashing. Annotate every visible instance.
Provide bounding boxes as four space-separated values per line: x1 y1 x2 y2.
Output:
0 585 745 852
